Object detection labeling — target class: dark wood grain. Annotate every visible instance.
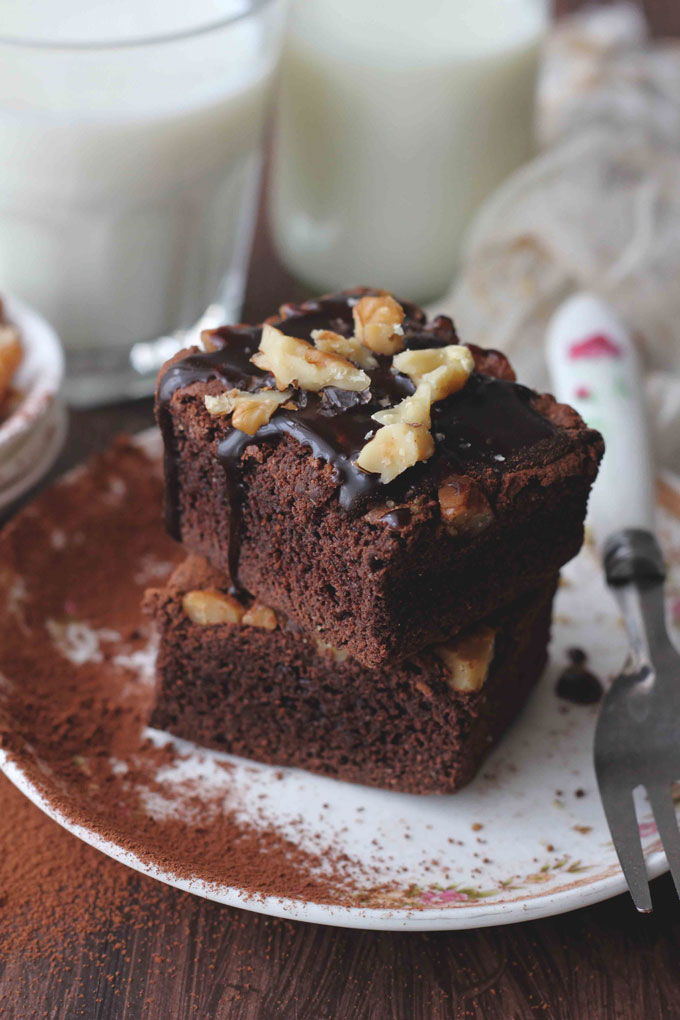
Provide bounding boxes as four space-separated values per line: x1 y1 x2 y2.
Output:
1 843 680 1020
3 2 680 1017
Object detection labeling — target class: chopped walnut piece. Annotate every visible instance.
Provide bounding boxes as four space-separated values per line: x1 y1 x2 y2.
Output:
437 476 494 536
204 387 293 436
356 421 434 484
183 589 244 626
313 635 350 663
0 322 22 403
393 344 474 401
361 382 435 482
200 328 221 353
372 382 432 429
311 329 378 370
434 627 496 692
352 294 405 355
242 603 278 631
252 323 370 393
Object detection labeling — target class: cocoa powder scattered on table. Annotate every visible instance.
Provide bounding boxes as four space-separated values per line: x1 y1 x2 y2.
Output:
0 772 309 1020
0 772 162 961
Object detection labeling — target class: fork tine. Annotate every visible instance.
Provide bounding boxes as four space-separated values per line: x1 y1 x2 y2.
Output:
599 781 652 912
647 785 680 900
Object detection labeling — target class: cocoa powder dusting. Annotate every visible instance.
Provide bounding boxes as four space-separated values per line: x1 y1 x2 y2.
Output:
0 435 377 955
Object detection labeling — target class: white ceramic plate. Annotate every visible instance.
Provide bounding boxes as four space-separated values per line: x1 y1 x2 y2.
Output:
0 433 679 931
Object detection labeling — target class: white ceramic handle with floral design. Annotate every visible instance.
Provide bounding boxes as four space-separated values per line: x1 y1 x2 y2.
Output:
546 292 655 548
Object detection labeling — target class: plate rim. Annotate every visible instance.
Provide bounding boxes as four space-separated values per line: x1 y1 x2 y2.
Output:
0 740 670 931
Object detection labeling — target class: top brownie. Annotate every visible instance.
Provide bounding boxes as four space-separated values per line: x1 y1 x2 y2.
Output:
156 288 603 668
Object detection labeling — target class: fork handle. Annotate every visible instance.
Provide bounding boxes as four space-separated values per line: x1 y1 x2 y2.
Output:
604 528 673 668
546 292 656 546
604 528 666 587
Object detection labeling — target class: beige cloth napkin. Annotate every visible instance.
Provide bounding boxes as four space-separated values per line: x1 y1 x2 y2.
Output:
435 4 680 472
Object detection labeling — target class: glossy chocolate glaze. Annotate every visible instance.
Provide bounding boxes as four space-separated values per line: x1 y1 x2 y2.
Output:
381 508 413 529
157 290 557 590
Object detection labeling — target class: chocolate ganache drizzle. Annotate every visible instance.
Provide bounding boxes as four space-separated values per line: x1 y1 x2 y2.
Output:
157 290 557 590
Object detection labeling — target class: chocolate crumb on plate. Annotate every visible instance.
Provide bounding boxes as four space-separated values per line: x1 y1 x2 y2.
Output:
556 648 604 705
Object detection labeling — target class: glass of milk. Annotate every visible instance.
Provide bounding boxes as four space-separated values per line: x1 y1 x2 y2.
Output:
0 0 287 390
269 0 548 303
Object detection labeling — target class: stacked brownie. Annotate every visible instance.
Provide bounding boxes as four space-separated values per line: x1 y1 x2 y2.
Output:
147 288 603 794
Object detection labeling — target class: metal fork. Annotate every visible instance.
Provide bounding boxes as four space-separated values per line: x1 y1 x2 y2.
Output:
596 529 680 912
547 292 680 912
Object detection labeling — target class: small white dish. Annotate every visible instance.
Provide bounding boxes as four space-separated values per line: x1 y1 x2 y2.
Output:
0 294 65 505
0 398 68 509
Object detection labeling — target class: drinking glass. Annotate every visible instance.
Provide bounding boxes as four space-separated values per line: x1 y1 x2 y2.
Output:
0 0 288 404
269 0 548 304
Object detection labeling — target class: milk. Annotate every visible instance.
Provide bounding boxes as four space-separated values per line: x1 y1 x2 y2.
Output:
0 0 286 349
270 0 547 302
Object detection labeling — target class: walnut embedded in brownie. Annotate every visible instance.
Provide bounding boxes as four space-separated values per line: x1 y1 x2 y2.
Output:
156 287 603 668
144 556 558 795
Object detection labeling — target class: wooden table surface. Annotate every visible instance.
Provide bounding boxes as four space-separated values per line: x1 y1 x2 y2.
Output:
3 2 680 1016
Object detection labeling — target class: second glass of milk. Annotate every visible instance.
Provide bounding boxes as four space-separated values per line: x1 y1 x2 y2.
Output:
0 0 287 357
270 0 548 303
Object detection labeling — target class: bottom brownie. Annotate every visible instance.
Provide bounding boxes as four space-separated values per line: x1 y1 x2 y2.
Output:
144 559 557 795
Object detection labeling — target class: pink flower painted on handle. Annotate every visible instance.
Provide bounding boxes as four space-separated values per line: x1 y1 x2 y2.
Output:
568 334 623 360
